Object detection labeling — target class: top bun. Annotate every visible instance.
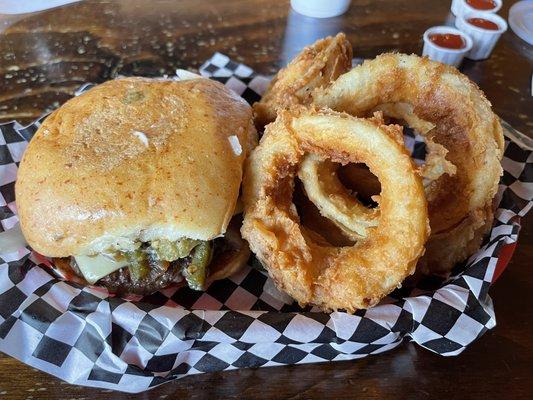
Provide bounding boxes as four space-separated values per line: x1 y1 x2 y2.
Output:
16 77 256 257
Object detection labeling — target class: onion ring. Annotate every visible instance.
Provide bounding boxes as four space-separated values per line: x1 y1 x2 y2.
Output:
372 102 457 182
309 53 503 275
298 119 455 240
241 109 429 312
292 179 356 247
298 154 379 240
337 163 382 202
253 33 352 129
418 204 493 276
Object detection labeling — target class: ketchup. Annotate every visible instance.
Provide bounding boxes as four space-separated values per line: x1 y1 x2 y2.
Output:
467 17 499 30
429 33 466 50
466 0 497 10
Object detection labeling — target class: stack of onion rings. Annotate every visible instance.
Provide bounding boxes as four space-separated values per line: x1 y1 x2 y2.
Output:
253 33 352 129
308 53 504 276
241 109 429 312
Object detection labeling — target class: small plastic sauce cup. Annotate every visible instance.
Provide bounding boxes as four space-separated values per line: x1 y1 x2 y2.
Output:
455 11 508 60
422 26 473 67
451 0 502 17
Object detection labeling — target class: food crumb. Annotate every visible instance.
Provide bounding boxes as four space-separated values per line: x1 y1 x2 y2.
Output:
132 130 149 147
228 135 242 156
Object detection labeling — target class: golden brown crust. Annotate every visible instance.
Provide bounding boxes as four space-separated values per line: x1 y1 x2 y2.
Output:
417 204 494 277
241 109 429 312
312 53 503 275
313 53 503 233
16 77 257 257
298 154 379 240
253 33 353 129
372 102 457 181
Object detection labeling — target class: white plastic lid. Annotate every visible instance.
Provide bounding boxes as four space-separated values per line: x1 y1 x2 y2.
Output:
290 0 351 18
509 0 533 45
0 0 80 14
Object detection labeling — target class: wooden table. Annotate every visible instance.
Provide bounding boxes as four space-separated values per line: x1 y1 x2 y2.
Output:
0 1 531 398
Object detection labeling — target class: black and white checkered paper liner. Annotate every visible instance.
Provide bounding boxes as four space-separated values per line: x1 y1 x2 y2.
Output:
0 53 531 393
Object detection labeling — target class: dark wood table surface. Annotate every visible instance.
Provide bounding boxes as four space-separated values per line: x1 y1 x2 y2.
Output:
0 0 531 398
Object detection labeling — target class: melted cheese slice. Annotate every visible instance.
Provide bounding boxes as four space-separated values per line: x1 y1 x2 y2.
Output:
74 254 129 284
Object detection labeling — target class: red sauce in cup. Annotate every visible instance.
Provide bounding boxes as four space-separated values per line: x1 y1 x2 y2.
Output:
467 17 499 30
429 33 466 50
466 0 497 10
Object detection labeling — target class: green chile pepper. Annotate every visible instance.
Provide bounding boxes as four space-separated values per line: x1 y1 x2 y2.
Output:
127 248 150 282
183 241 212 291
152 238 200 261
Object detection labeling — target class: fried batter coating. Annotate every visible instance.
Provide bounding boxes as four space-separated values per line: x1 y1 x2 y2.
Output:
310 53 503 275
241 109 429 312
253 33 352 129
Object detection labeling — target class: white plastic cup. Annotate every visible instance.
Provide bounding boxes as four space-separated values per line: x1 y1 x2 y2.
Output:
290 0 351 18
456 12 508 60
0 0 80 14
451 0 502 17
422 26 473 67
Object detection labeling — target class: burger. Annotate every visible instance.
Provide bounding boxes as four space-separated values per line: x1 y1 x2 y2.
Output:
15 77 257 295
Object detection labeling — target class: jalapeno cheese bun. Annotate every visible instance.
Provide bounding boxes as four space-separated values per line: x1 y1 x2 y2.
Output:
16 77 257 295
